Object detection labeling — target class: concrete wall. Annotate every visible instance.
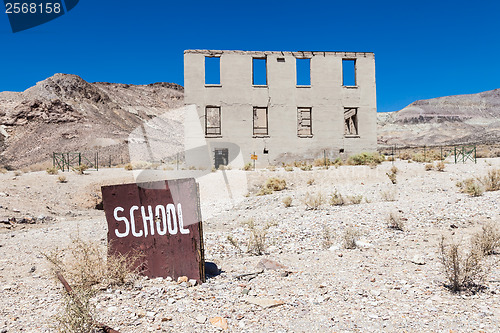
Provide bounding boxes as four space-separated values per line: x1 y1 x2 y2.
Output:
184 50 377 168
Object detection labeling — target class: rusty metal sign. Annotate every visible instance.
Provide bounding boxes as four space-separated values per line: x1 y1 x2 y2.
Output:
251 154 258 160
101 178 205 283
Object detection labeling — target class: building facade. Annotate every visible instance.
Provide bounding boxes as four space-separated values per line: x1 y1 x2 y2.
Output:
184 49 377 168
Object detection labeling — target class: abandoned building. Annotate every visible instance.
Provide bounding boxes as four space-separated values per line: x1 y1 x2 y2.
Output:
184 49 377 168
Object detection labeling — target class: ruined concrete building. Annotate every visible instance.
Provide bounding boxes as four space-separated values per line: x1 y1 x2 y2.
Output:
184 49 376 168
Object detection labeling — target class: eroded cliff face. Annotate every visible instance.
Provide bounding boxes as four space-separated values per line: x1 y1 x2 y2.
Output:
378 88 500 146
0 73 184 168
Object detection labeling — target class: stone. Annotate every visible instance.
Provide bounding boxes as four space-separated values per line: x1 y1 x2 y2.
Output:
177 276 188 283
256 258 287 271
411 255 426 265
246 297 285 309
196 315 207 324
209 317 228 330
188 279 197 287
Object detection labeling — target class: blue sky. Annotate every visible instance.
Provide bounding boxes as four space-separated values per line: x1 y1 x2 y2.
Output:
1 0 499 112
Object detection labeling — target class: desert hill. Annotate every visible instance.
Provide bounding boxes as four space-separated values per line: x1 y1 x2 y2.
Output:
0 74 183 168
378 88 500 147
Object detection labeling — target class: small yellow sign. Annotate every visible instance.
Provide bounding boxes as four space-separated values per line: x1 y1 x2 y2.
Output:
251 154 258 160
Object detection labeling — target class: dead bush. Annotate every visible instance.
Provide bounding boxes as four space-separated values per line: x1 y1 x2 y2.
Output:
390 165 398 174
257 177 287 195
456 178 484 197
72 164 88 175
267 165 276 172
284 166 294 172
425 163 434 171
56 286 98 333
387 212 405 231
481 169 500 191
342 226 361 249
124 163 133 171
303 192 325 210
58 175 67 183
313 157 330 167
243 220 276 255
347 195 363 205
46 167 59 175
439 236 486 293
471 222 500 255
386 171 397 184
380 188 398 202
300 164 312 171
322 225 333 250
43 237 144 290
282 196 293 208
436 161 446 172
329 190 345 206
307 178 315 186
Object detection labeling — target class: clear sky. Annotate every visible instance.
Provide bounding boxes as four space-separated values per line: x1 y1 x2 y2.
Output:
1 0 499 112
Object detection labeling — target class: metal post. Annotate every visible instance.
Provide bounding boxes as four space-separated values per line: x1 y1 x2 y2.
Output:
454 147 457 164
440 146 443 161
79 153 81 166
424 145 426 161
177 153 179 170
109 155 111 168
67 153 70 172
324 150 327 167
253 151 256 171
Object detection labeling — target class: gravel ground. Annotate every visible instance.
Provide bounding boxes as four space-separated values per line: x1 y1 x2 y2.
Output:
0 158 499 332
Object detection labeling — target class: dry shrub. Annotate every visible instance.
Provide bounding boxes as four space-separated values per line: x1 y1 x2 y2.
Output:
124 163 133 171
347 194 363 204
257 177 287 195
436 161 446 171
481 169 500 191
293 160 306 167
425 163 434 171
471 222 500 255
411 153 426 163
387 212 405 231
347 152 385 166
43 237 144 290
242 219 276 255
14 170 22 176
322 225 333 250
303 192 325 210
58 175 67 183
307 178 315 186
313 157 330 167
456 178 484 197
267 165 276 171
342 226 360 249
300 164 312 171
330 190 345 206
56 287 98 333
381 188 398 201
386 171 397 184
72 164 88 175
46 167 59 175
333 157 343 167
390 165 398 174
284 166 294 172
282 196 292 207
439 236 486 293
399 151 411 160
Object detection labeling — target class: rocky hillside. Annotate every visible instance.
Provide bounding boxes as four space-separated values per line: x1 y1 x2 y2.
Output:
378 88 500 147
0 74 184 168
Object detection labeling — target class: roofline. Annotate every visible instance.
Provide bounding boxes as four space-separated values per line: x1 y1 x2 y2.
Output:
184 49 375 57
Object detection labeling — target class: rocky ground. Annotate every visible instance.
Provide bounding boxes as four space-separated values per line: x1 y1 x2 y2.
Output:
0 158 499 332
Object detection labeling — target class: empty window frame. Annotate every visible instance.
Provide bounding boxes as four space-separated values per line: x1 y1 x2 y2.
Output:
344 107 358 136
342 59 356 86
296 58 311 86
297 107 312 136
205 106 221 136
252 58 267 85
214 148 228 169
253 107 268 135
205 56 220 85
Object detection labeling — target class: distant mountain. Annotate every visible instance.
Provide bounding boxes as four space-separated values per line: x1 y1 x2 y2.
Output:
0 74 184 168
378 89 500 146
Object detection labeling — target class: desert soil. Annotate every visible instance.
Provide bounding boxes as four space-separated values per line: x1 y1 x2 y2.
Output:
0 158 499 332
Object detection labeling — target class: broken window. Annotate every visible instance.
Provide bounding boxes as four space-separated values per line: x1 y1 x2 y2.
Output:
344 107 358 136
297 107 312 136
253 107 268 135
296 58 311 86
252 58 267 85
205 56 220 85
205 106 221 136
342 59 356 86
214 148 228 169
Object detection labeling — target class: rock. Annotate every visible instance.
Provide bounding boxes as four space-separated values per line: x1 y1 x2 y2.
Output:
0 192 8 197
188 279 197 287
246 297 285 309
177 276 188 283
355 240 374 248
146 311 156 318
256 258 287 270
161 316 173 322
205 262 220 277
107 306 118 312
29 266 36 273
328 245 340 251
411 255 426 265
196 315 207 324
209 317 228 330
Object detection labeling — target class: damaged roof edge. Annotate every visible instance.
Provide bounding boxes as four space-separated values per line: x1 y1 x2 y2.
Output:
184 50 375 57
